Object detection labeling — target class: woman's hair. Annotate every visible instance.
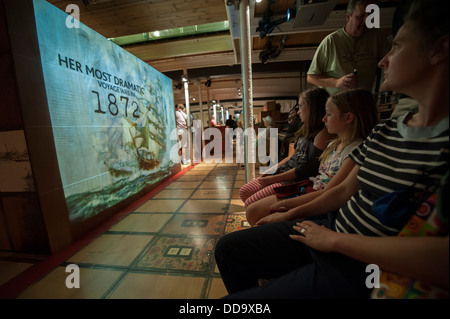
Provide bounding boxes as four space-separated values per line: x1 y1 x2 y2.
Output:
295 87 329 140
320 88 377 162
403 0 449 49
392 0 412 38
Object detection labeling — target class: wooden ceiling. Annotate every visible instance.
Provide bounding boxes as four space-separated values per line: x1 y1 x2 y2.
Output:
47 0 401 111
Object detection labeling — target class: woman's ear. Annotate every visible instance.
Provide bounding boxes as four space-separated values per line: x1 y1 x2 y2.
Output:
429 35 449 66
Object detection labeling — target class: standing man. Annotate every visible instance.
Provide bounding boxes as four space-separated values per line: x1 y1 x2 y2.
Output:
175 104 189 164
307 0 390 94
225 115 236 129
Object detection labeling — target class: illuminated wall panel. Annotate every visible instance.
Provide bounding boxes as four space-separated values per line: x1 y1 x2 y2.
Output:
31 0 177 223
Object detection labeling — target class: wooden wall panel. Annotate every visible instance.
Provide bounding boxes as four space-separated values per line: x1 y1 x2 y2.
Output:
0 203 12 251
0 0 22 131
1 195 50 254
1 0 50 254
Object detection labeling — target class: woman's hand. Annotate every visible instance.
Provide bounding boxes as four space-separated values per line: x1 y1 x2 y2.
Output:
256 212 292 226
290 221 340 253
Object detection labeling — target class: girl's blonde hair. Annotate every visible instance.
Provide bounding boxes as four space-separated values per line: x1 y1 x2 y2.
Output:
295 87 329 141
320 89 377 162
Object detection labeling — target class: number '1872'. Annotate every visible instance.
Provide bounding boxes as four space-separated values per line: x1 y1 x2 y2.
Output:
91 90 140 118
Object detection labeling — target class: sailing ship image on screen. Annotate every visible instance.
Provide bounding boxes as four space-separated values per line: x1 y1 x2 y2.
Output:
33 0 177 223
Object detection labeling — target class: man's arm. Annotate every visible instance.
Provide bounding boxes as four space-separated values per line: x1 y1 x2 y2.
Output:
307 73 358 90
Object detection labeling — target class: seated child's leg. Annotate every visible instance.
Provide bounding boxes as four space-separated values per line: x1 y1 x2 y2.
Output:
243 182 283 208
239 178 263 202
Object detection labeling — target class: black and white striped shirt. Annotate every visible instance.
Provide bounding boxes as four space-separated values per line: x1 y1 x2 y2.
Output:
334 113 449 236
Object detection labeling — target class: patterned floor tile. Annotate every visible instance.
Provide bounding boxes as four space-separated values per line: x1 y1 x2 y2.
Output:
224 214 250 234
161 214 224 236
136 235 216 272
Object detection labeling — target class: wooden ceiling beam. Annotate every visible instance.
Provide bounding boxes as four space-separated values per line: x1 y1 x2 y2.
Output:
125 34 233 61
48 0 228 38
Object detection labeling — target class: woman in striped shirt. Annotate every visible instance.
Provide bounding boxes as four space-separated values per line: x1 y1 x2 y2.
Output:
215 0 448 299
